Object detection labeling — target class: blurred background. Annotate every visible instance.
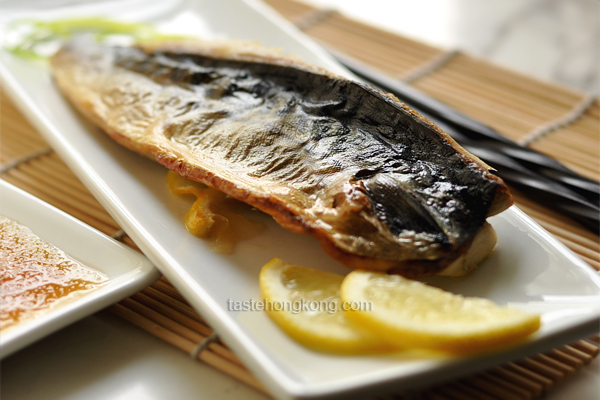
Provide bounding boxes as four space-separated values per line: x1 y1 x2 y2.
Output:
299 0 599 96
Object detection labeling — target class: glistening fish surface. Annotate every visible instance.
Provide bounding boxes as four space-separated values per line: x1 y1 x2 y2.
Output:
50 39 512 277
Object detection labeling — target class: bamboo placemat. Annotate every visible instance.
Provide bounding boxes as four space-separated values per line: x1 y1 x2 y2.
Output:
1 0 599 398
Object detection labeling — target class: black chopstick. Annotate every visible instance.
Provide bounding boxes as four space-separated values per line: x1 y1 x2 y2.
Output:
330 49 600 233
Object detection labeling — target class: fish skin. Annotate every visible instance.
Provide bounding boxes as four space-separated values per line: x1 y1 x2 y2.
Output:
50 39 512 277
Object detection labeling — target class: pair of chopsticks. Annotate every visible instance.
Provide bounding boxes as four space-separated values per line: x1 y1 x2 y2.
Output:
330 49 600 233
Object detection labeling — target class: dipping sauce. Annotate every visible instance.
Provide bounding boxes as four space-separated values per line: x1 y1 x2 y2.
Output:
0 215 108 331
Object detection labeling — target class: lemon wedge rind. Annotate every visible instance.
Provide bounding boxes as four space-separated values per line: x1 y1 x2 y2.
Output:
259 259 393 354
340 270 540 354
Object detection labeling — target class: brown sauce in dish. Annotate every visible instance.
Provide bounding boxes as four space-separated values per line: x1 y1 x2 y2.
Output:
167 171 265 253
0 216 108 331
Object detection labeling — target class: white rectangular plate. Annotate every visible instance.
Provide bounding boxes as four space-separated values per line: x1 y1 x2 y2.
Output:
0 180 160 359
1 0 599 398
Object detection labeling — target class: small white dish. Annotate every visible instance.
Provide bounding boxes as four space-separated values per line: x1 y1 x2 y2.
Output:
0 0 599 398
0 180 160 359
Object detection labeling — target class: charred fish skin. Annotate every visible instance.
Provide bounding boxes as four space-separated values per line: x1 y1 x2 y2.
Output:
50 39 512 277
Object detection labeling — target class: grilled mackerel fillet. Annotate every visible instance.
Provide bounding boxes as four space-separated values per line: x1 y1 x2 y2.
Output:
50 39 512 277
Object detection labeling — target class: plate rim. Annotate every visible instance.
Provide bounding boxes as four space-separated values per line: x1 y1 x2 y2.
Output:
0 1 599 397
0 179 161 359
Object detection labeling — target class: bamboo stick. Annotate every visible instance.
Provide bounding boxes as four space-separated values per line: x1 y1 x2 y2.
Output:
110 303 198 350
561 345 594 364
517 206 598 250
528 156 597 180
545 349 584 369
310 38 427 77
413 70 567 117
308 29 420 74
268 0 316 13
530 140 599 166
109 304 268 394
435 383 489 400
513 199 596 239
0 112 42 134
29 156 92 192
135 280 596 398
306 16 583 106
340 38 581 110
132 291 244 367
0 138 38 158
2 123 48 147
548 236 600 263
120 297 208 344
504 362 553 389
562 125 600 140
415 70 576 121
130 292 212 336
129 292 243 366
574 255 600 272
478 371 533 399
330 16 442 59
515 358 565 381
571 339 600 356
548 132 600 155
0 129 43 147
549 161 598 183
464 374 527 400
44 153 109 185
489 366 544 397
451 63 581 107
586 105 599 119
526 219 599 253
567 129 600 146
2 3 600 397
121 236 141 251
140 279 600 399
565 116 600 137
457 382 502 400
265 0 315 19
152 279 192 304
424 65 581 114
0 132 43 149
0 173 118 235
425 391 451 400
5 167 119 228
412 81 550 132
323 15 441 60
142 286 207 323
47 152 75 172
18 162 110 214
405 93 542 139
441 55 583 105
0 109 45 139
289 3 441 59
531 354 576 376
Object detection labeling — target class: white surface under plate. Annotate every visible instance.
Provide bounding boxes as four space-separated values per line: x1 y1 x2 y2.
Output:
0 180 160 359
0 0 599 398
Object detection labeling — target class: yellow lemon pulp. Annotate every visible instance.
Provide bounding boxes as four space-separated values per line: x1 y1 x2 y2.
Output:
259 259 393 354
340 270 541 354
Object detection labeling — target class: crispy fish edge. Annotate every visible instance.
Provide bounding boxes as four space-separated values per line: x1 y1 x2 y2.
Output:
50 39 513 277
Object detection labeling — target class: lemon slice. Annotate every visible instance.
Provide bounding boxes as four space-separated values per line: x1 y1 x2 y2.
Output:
340 271 540 354
259 259 393 354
